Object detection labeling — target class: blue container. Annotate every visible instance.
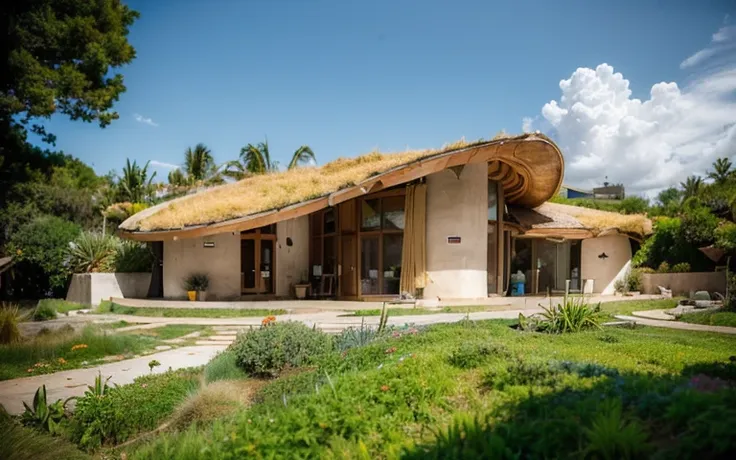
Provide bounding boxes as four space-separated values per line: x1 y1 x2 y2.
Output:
511 282 525 296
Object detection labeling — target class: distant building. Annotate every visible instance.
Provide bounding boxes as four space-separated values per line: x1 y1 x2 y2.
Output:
558 184 594 199
593 184 625 200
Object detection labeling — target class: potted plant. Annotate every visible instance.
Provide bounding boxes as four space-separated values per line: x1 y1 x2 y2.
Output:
183 273 210 301
294 271 310 300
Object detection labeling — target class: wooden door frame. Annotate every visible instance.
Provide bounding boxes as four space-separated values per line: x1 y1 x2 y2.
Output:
241 229 277 295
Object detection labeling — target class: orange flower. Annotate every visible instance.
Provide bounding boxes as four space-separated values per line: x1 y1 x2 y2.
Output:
261 315 277 326
58 358 67 365
380 385 390 392
27 368 33 373
71 344 88 352
385 347 397 354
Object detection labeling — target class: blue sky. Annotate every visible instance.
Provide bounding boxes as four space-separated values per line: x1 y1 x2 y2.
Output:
29 0 735 193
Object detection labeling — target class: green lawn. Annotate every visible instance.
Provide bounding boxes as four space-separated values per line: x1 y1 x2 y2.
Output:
37 299 89 315
123 324 210 340
346 305 492 317
679 310 736 327
0 325 163 381
122 320 736 459
596 298 679 319
95 301 286 318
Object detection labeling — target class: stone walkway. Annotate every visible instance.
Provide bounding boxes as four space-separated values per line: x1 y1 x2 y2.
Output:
0 345 226 415
614 315 736 335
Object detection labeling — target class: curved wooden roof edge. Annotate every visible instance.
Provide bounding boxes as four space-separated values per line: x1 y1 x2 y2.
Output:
120 134 564 241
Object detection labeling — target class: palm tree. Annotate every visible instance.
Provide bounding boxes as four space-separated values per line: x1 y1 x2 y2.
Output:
707 157 733 184
680 175 703 199
287 145 316 170
167 168 187 186
184 143 218 182
223 139 316 179
118 159 156 202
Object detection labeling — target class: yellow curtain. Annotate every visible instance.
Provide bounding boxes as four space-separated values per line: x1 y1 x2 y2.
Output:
400 183 427 295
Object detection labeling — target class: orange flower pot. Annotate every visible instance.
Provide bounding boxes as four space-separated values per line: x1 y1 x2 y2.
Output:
187 290 197 301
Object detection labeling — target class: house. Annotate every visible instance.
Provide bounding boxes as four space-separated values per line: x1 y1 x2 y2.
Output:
119 134 651 301
558 184 594 199
593 184 625 200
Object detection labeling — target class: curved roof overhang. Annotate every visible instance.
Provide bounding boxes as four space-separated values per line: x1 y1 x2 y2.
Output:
120 135 564 241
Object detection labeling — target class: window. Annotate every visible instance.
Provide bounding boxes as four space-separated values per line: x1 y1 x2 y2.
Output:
361 199 381 231
488 180 498 221
359 192 405 296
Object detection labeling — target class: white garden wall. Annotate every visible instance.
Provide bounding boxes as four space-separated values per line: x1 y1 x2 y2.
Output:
66 273 151 306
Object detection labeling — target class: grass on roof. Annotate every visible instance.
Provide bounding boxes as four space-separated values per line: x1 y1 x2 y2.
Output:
550 202 652 237
124 135 525 232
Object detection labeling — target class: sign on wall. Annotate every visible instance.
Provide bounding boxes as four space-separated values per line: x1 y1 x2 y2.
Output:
447 236 461 244
203 241 215 248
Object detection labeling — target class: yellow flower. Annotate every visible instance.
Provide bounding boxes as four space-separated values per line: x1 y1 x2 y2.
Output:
16 249 22 256
58 358 67 365
71 344 88 352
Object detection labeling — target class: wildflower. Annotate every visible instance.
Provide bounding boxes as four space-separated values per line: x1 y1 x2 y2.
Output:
16 249 22 256
385 347 397 354
380 385 390 392
141 383 148 388
58 358 67 365
71 343 88 352
261 315 277 327
27 369 33 373
318 422 328 429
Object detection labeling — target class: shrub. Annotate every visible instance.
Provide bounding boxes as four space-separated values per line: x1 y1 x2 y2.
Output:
671 262 691 273
0 304 23 344
518 298 602 334
20 385 68 435
657 261 671 273
6 216 81 298
36 299 87 316
334 319 380 352
448 342 511 369
70 369 200 450
113 240 153 273
636 267 655 274
232 321 332 377
67 232 118 273
627 268 643 292
582 399 650 459
183 273 209 291
32 302 57 322
204 350 247 383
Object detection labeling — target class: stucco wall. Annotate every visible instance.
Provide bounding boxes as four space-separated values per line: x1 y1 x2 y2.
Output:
163 233 240 300
424 163 488 299
276 216 310 297
641 272 726 296
66 273 151 305
581 234 632 295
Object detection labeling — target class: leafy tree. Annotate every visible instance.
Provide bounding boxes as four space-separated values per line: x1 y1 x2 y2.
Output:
707 157 733 184
715 222 736 253
617 196 649 215
656 187 681 207
184 143 218 182
1 0 139 141
680 204 720 247
6 216 81 298
680 176 703 199
632 216 711 271
117 159 156 202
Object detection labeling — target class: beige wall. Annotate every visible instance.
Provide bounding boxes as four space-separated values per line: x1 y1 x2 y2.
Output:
163 233 241 300
276 216 310 297
581 234 632 295
424 163 488 299
641 272 726 296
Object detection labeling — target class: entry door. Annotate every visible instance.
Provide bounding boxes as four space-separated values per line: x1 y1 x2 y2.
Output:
341 235 357 296
241 237 275 295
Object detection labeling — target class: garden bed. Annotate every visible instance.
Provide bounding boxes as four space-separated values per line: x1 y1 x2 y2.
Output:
95 301 286 318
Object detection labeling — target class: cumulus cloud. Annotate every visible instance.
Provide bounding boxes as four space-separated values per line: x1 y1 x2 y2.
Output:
149 160 180 170
134 113 159 127
524 24 736 196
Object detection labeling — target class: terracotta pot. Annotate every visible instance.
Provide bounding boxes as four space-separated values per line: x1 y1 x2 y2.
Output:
187 290 197 301
197 291 208 301
294 284 309 300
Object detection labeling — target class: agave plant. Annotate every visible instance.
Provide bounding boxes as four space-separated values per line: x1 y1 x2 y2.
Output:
519 297 601 334
334 318 379 352
21 385 70 434
67 231 119 273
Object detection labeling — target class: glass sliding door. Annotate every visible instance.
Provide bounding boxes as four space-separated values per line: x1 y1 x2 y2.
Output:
358 192 405 296
360 236 380 295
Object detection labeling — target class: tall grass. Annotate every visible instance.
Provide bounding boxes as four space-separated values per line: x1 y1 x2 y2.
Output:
0 325 159 381
1 408 89 460
36 299 88 316
204 350 247 383
0 303 23 344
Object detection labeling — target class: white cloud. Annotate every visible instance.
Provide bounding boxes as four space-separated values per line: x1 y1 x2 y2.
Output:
521 117 534 133
134 113 159 127
523 25 736 196
681 25 735 68
149 160 180 170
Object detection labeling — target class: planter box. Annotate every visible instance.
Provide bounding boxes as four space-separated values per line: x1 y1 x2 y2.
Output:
66 273 152 306
640 272 726 296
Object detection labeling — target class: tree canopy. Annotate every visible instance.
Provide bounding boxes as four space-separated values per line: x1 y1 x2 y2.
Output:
1 0 139 141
